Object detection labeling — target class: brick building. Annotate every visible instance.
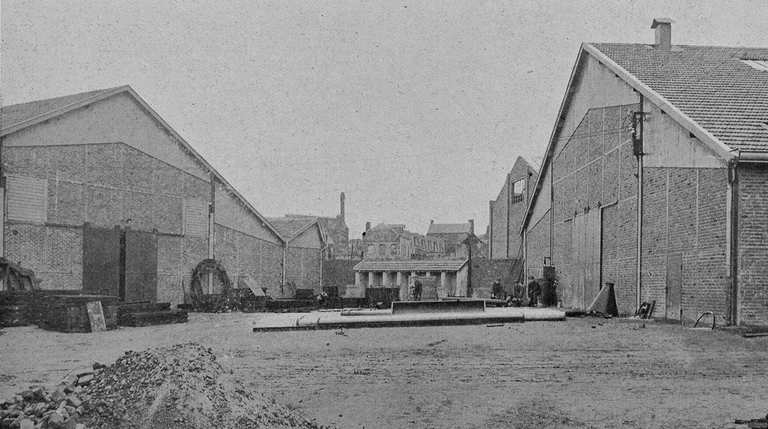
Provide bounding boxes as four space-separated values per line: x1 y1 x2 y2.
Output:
284 192 349 260
522 19 768 325
0 86 286 304
488 156 538 259
361 223 446 260
265 217 325 296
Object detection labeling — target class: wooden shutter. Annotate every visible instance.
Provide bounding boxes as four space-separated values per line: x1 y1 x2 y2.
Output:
6 175 47 223
183 199 209 237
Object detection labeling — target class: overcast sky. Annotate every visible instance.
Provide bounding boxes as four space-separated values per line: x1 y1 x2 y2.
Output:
3 0 768 238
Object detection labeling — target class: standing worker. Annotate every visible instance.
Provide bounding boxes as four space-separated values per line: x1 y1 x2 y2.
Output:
411 279 423 301
527 276 542 307
491 279 502 300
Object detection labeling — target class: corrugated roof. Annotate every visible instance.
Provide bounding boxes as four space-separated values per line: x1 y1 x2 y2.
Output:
592 43 768 151
427 223 471 235
266 217 317 240
354 259 468 272
1 87 122 131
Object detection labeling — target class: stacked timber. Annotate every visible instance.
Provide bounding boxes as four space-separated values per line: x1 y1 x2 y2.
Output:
117 301 188 327
0 291 32 327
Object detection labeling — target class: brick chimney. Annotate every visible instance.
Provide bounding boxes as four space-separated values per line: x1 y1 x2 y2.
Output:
652 18 674 51
468 219 474 235
339 192 345 222
365 221 371 231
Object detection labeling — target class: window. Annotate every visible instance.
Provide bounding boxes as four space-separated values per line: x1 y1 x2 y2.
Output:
184 199 210 237
6 175 47 223
367 244 375 256
390 244 399 256
511 179 525 204
379 243 386 255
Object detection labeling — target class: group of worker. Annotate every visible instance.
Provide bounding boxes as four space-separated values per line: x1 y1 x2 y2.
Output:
406 277 542 305
491 276 541 307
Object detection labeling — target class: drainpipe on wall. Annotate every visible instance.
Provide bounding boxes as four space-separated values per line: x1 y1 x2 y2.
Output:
208 174 216 295
506 173 511 258
320 241 330 292
281 246 287 298
634 98 645 311
727 154 739 325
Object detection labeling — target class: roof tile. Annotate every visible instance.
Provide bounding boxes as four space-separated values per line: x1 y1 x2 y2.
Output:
592 43 768 151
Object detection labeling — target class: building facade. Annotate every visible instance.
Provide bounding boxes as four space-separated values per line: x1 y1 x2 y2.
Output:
488 156 538 259
522 20 768 325
266 217 325 296
0 86 286 304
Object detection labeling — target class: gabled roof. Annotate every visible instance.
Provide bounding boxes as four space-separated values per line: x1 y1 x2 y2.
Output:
1 86 286 242
522 41 768 232
427 223 472 235
353 259 468 272
2 87 121 131
266 217 323 243
591 43 768 151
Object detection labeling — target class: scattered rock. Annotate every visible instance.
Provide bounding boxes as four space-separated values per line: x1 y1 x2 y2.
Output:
1 342 319 429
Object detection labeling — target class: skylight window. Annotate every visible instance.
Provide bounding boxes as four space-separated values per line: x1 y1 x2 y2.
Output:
742 59 768 72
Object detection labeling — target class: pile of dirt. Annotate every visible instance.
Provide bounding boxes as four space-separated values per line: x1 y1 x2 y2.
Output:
1 343 322 429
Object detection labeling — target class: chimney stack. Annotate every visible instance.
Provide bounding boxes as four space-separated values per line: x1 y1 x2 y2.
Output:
365 221 371 231
340 192 345 222
469 219 475 235
651 18 674 51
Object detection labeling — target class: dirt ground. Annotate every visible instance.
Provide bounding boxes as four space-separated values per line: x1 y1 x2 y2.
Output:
2 313 768 429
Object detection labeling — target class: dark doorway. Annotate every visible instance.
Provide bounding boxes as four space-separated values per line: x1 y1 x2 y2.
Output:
83 224 157 302
125 229 158 302
83 224 121 297
666 252 683 320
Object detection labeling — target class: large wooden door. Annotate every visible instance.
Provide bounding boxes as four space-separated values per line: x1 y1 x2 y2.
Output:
83 224 121 297
571 210 601 309
666 252 682 320
584 209 601 307
125 229 158 303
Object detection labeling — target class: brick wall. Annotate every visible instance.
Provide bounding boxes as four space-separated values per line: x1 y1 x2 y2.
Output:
213 224 284 299
4 224 83 290
546 104 639 314
490 178 510 259
525 213 550 280
738 164 768 325
285 246 321 294
4 143 209 234
642 167 728 322
323 260 358 288
318 216 349 260
470 258 520 298
4 143 212 299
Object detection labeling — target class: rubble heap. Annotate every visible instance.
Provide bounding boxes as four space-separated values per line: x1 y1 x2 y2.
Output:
1 343 321 429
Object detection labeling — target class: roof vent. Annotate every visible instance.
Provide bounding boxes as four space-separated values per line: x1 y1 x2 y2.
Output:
651 18 675 51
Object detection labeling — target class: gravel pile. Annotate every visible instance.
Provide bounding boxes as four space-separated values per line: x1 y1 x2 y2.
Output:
1 343 322 429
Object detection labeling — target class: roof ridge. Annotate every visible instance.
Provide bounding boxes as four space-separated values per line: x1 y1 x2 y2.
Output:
2 86 125 109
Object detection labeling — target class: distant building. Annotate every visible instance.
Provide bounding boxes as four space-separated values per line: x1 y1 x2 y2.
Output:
266 217 325 296
284 192 349 260
361 223 446 260
426 220 486 258
488 156 538 259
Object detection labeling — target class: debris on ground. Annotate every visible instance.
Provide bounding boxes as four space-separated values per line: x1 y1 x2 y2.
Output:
0 343 320 429
735 414 768 428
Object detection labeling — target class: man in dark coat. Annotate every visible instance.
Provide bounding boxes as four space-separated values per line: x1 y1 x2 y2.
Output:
491 279 502 300
527 276 542 307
